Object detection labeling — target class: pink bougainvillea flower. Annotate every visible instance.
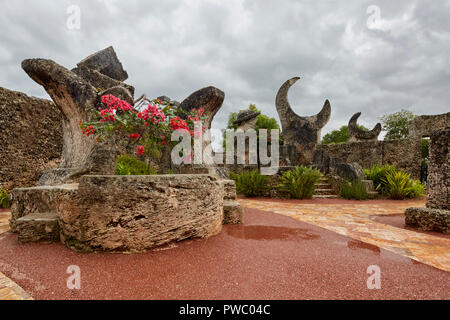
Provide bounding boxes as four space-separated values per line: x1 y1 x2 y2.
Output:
137 145 145 156
129 133 141 140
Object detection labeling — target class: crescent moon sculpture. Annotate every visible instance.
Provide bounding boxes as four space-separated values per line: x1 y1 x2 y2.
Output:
348 112 382 142
275 77 331 164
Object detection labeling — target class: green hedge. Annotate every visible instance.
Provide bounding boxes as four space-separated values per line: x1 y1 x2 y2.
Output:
116 155 156 176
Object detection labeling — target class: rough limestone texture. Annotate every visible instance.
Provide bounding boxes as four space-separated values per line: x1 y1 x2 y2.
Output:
9 184 79 232
72 66 135 99
315 138 421 179
348 112 382 142
405 208 449 234
76 46 129 82
408 112 450 139
426 127 449 210
405 127 449 234
178 86 225 130
0 87 63 192
16 212 60 244
329 160 364 182
58 175 224 253
223 201 244 225
21 48 133 185
221 180 244 225
275 77 331 165
234 109 260 131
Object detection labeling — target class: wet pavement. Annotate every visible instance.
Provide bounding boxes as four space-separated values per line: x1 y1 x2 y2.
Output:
0 204 449 300
240 198 450 272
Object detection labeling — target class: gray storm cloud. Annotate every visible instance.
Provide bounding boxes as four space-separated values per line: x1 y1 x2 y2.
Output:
0 0 449 139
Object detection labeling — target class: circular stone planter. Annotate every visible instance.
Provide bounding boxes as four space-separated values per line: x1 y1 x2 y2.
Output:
57 174 224 253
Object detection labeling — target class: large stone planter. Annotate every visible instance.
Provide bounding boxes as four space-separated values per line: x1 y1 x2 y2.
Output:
10 174 227 253
57 175 224 253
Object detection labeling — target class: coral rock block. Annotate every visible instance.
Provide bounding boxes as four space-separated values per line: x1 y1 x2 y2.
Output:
58 175 224 253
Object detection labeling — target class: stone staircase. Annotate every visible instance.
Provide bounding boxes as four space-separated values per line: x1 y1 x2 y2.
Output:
313 176 339 199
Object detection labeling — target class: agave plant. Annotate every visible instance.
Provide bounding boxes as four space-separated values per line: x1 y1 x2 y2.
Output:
364 164 397 193
380 171 425 199
277 166 322 199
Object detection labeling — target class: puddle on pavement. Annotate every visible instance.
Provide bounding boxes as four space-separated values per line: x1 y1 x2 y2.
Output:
226 225 320 241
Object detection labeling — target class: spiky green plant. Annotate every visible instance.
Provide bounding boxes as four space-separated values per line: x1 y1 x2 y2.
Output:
380 171 425 199
231 170 269 197
277 166 322 199
364 164 397 193
340 180 369 200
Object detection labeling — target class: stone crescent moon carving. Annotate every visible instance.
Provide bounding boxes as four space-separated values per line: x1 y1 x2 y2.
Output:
275 77 331 131
348 112 382 141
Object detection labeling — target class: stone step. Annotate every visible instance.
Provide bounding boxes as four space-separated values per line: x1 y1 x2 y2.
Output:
314 188 336 196
368 191 379 199
361 180 376 192
10 183 78 232
223 201 244 225
313 194 339 199
315 183 331 188
15 212 60 244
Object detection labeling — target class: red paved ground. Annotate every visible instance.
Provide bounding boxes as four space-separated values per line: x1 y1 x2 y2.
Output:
0 208 449 300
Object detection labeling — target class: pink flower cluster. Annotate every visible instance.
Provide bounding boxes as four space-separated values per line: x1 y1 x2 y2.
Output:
169 117 189 131
137 103 166 126
99 94 134 122
102 94 133 111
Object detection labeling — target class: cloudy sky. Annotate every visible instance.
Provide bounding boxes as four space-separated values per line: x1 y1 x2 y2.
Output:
0 0 449 140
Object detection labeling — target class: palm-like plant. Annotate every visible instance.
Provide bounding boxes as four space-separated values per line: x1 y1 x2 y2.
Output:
380 171 425 199
232 170 269 197
277 166 322 199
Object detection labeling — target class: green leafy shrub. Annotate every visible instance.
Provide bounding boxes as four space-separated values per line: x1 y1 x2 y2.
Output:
364 164 425 199
364 164 397 193
380 171 425 200
340 180 369 200
230 170 269 197
277 166 322 199
0 188 10 209
115 155 156 176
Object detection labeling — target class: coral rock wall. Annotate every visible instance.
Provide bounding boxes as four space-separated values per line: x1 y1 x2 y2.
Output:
315 138 422 179
427 127 449 210
0 87 62 192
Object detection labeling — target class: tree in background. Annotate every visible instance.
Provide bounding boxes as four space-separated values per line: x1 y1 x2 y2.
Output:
381 109 415 141
223 104 281 149
321 125 368 145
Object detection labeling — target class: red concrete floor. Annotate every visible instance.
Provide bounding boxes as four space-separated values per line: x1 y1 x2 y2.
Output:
0 208 449 300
